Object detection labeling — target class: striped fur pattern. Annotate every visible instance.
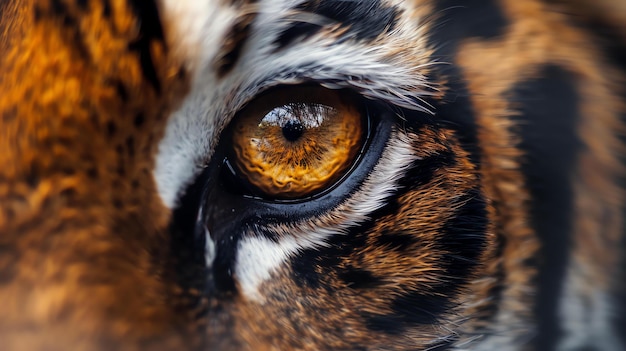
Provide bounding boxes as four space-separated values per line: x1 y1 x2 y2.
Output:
0 0 624 350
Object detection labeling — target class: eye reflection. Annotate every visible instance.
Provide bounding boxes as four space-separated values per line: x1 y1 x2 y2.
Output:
230 87 365 199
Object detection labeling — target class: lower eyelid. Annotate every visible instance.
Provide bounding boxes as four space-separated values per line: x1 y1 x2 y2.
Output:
195 105 393 252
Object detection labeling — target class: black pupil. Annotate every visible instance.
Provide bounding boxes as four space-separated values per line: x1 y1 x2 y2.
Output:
282 120 305 142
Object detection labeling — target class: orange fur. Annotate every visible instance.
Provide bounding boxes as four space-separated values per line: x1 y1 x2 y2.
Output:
0 0 624 349
0 0 190 349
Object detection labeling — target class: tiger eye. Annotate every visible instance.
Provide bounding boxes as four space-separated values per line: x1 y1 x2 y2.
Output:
231 87 364 199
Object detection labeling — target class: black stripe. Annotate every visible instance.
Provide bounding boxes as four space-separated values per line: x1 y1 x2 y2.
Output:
338 266 382 289
102 0 111 18
215 14 254 77
364 293 451 334
510 65 582 350
397 148 457 189
202 160 244 296
375 230 419 252
437 188 488 285
172 154 242 298
427 0 508 167
431 0 508 42
274 0 400 50
289 150 460 289
274 22 322 50
168 164 211 314
364 188 488 334
127 0 165 93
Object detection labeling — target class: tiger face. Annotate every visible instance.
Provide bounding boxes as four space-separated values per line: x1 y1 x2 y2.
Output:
0 0 624 350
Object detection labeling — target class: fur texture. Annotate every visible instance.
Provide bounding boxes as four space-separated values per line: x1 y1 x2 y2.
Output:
0 0 624 350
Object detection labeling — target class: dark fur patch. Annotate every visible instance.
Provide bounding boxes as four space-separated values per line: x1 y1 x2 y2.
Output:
274 22 320 51
364 189 487 335
290 252 323 289
50 0 68 16
364 293 451 334
110 79 129 103
288 146 462 290
294 236 365 290
437 188 488 284
102 0 111 17
274 0 400 50
476 221 505 322
172 156 241 298
0 243 17 284
33 0 91 59
430 87 481 167
215 13 255 78
226 0 258 5
291 228 368 290
397 149 457 189
133 113 145 127
75 0 87 10
376 230 419 252
511 65 582 350
127 0 165 93
338 267 381 289
428 0 509 167
431 0 508 41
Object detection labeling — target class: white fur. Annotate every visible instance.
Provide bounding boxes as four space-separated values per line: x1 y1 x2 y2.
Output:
235 235 301 301
154 0 434 208
156 0 239 208
234 130 421 300
159 0 240 74
156 0 435 301
147 2 623 349
557 263 623 351
155 0 437 304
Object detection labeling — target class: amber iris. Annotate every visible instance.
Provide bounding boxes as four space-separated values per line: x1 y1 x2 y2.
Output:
231 87 364 199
